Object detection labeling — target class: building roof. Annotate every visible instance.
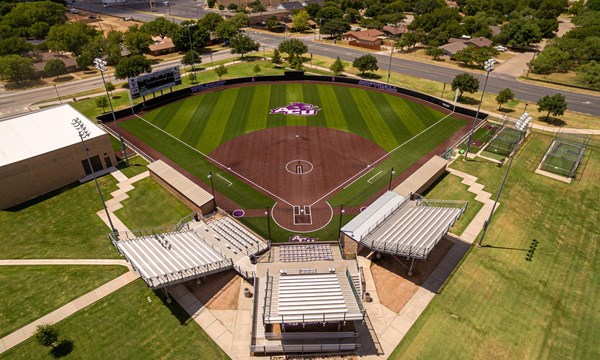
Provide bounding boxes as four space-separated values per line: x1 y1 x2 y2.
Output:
32 52 78 72
383 25 409 36
341 191 406 242
440 41 468 55
393 155 448 197
115 229 232 288
0 104 106 167
263 272 364 324
447 37 466 44
147 160 214 208
149 37 175 52
301 0 325 6
467 37 493 47
344 29 385 41
276 1 304 11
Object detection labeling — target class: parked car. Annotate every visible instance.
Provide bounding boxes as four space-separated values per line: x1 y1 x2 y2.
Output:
494 45 507 52
69 8 79 14
124 16 134 21
162 1 170 5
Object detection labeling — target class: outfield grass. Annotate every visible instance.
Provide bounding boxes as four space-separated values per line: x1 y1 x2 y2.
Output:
0 176 120 259
422 173 484 236
121 83 466 217
391 134 600 359
0 280 230 360
114 178 192 230
0 266 127 338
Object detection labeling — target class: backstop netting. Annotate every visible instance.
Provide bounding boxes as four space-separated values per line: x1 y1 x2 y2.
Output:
539 132 590 178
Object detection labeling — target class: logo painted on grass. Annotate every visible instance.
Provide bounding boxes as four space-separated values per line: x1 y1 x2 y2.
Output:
269 102 321 116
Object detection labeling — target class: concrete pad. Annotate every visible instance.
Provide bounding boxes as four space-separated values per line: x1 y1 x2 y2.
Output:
379 326 403 351
110 169 128 182
205 320 229 340
389 314 412 336
194 309 218 329
212 310 237 332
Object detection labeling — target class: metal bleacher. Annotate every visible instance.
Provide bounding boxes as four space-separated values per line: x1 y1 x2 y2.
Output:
278 244 334 262
208 217 264 256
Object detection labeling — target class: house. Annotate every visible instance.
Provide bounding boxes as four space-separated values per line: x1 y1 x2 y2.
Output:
301 0 325 6
32 52 78 75
382 25 409 37
276 1 304 11
343 29 385 48
149 37 176 56
466 37 493 48
439 41 468 58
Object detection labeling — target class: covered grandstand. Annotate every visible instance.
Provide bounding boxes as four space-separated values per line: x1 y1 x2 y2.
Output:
341 191 466 274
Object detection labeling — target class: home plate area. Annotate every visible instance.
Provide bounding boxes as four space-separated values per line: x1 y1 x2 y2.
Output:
293 205 312 225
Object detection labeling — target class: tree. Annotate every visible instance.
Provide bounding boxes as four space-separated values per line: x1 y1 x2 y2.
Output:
290 54 304 70
292 10 311 32
529 46 572 74
142 17 178 39
0 54 35 85
124 25 154 55
198 13 224 32
105 82 116 98
44 59 67 79
537 93 567 122
46 22 99 56
330 56 345 75
321 18 350 39
215 21 241 41
182 50 201 66
114 55 151 79
254 64 261 76
265 16 279 31
305 3 321 17
451 73 479 100
495 88 515 110
344 8 360 23
272 48 282 66
172 22 209 52
414 0 445 15
316 6 344 22
229 33 259 59
214 64 228 79
496 19 543 49
35 324 59 349
95 96 109 113
352 54 378 75
454 46 499 67
278 38 308 59
426 47 444 60
0 37 33 56
576 61 600 90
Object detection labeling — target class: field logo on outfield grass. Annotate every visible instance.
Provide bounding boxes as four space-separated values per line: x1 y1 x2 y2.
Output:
270 102 321 116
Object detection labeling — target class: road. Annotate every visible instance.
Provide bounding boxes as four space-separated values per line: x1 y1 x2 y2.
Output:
0 2 598 119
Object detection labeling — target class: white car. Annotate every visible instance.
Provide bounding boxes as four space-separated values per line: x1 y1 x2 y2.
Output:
162 1 170 5
69 8 79 14
494 45 507 52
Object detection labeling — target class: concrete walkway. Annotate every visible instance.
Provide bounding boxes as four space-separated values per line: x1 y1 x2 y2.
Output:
0 270 139 354
0 259 129 267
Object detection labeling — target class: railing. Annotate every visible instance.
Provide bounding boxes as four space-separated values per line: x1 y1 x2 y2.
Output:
358 197 407 241
262 270 272 324
250 343 360 355
346 268 365 315
174 212 198 231
412 194 469 213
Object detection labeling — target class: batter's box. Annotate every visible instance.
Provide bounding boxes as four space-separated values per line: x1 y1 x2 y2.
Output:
293 205 312 225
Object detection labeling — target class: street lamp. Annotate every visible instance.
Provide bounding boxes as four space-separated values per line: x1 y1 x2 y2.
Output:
387 41 395 84
53 84 62 104
477 112 532 247
388 167 396 191
337 204 345 240
184 23 197 83
464 58 495 160
93 57 129 165
265 207 271 241
71 117 116 234
208 171 216 208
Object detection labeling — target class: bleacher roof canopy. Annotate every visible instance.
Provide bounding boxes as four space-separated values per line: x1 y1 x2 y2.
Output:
116 230 232 289
0 104 105 167
341 191 406 242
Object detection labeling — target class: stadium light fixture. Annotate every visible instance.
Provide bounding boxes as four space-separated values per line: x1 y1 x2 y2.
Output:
338 204 345 240
94 57 129 165
464 58 495 161
478 110 528 247
71 117 117 234
388 168 396 191
183 23 197 83
265 207 271 241
208 171 216 208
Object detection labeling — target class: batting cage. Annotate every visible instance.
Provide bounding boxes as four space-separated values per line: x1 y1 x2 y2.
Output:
539 132 591 178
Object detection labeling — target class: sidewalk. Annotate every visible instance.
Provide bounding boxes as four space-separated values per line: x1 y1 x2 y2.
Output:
0 259 129 267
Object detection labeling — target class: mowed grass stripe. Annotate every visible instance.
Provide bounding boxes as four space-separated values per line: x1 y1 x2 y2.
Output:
366 91 413 144
300 84 327 128
267 84 288 128
317 85 348 130
406 100 443 128
386 96 430 135
245 85 271 133
283 83 307 127
197 88 239 152
179 92 223 146
163 100 196 137
333 86 375 143
221 86 255 144
350 88 398 150
147 102 180 129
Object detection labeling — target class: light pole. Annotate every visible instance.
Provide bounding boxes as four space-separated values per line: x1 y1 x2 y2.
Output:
71 117 116 234
441 82 446 99
318 18 323 41
478 112 532 247
265 207 271 241
208 171 216 208
184 23 197 83
337 204 345 240
263 45 266 59
210 52 214 68
388 167 396 191
387 41 395 84
94 58 128 165
53 84 62 104
464 58 495 161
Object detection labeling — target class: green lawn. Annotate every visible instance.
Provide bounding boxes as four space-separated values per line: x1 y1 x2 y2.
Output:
114 177 192 230
422 173 484 236
391 134 600 359
0 280 230 360
117 155 149 178
121 83 466 225
0 176 120 259
0 266 127 338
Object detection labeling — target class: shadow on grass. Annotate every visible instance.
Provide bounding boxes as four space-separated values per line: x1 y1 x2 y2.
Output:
538 115 566 127
156 290 192 326
5 182 80 212
52 75 75 83
4 79 46 90
360 72 382 80
458 96 480 106
498 108 515 114
50 339 74 358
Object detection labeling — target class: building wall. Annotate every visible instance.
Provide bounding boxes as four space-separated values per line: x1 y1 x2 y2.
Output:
0 134 116 209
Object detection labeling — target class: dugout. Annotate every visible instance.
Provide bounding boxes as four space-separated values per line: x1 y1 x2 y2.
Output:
0 105 116 210
147 160 215 215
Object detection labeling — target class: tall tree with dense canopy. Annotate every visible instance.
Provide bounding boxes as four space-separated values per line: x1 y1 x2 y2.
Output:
124 25 154 55
278 38 308 59
114 55 151 79
352 54 379 75
292 10 311 32
495 88 515 110
229 33 259 59
451 73 480 99
46 22 99 56
142 17 178 39
330 56 345 75
0 54 36 85
537 93 568 122
44 59 67 79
